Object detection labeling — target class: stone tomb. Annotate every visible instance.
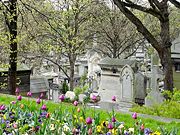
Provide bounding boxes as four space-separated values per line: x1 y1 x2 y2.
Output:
98 57 147 109
30 76 49 98
0 64 31 94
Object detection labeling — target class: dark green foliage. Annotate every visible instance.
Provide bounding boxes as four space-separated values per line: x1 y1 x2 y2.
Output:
62 81 69 94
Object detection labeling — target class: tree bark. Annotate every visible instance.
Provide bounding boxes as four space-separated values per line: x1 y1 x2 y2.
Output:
7 0 18 95
69 57 75 91
159 47 173 90
158 3 173 91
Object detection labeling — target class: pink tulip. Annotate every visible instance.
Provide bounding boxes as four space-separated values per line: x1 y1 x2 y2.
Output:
41 104 47 110
36 98 41 104
46 113 50 118
0 105 5 110
15 87 20 94
140 124 144 131
73 101 78 106
91 95 97 101
86 117 92 124
40 93 44 99
132 112 137 119
27 92 32 97
112 117 116 122
107 123 113 129
17 95 22 101
59 94 65 102
13 123 18 128
112 96 116 101
88 128 92 135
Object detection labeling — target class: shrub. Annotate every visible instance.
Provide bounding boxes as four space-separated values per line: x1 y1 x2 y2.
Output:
163 88 180 101
131 98 180 119
74 85 88 96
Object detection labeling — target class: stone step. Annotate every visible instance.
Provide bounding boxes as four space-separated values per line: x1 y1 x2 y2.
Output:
99 101 119 111
87 101 134 112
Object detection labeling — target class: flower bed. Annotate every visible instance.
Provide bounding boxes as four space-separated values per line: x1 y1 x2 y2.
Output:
0 92 179 135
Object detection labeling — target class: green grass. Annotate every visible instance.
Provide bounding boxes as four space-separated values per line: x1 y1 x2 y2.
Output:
131 101 180 119
0 94 180 133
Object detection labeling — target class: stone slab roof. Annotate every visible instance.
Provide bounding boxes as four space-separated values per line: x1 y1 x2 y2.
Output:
171 37 180 54
98 57 137 68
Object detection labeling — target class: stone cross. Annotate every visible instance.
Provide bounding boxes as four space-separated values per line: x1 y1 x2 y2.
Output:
145 65 164 106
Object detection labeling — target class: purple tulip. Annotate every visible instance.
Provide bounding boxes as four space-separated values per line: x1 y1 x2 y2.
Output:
41 104 47 110
0 105 5 110
59 94 65 102
36 98 41 104
112 96 116 101
132 112 137 119
35 126 40 131
86 117 92 124
27 92 32 97
73 101 78 106
112 117 116 122
17 95 22 101
15 87 20 94
107 123 113 129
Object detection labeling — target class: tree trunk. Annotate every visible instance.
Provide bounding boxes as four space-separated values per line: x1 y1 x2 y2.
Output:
158 4 173 91
69 58 75 91
7 0 18 95
112 44 117 58
159 47 173 91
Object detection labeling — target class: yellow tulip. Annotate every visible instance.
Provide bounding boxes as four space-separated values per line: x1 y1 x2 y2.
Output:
79 117 84 122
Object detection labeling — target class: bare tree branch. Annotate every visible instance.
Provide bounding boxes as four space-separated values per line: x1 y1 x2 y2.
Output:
43 57 70 79
113 0 161 52
121 1 161 18
169 0 180 8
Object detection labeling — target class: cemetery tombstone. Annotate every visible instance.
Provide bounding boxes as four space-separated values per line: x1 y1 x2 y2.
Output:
134 72 147 105
120 65 135 103
49 83 62 102
145 65 165 106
